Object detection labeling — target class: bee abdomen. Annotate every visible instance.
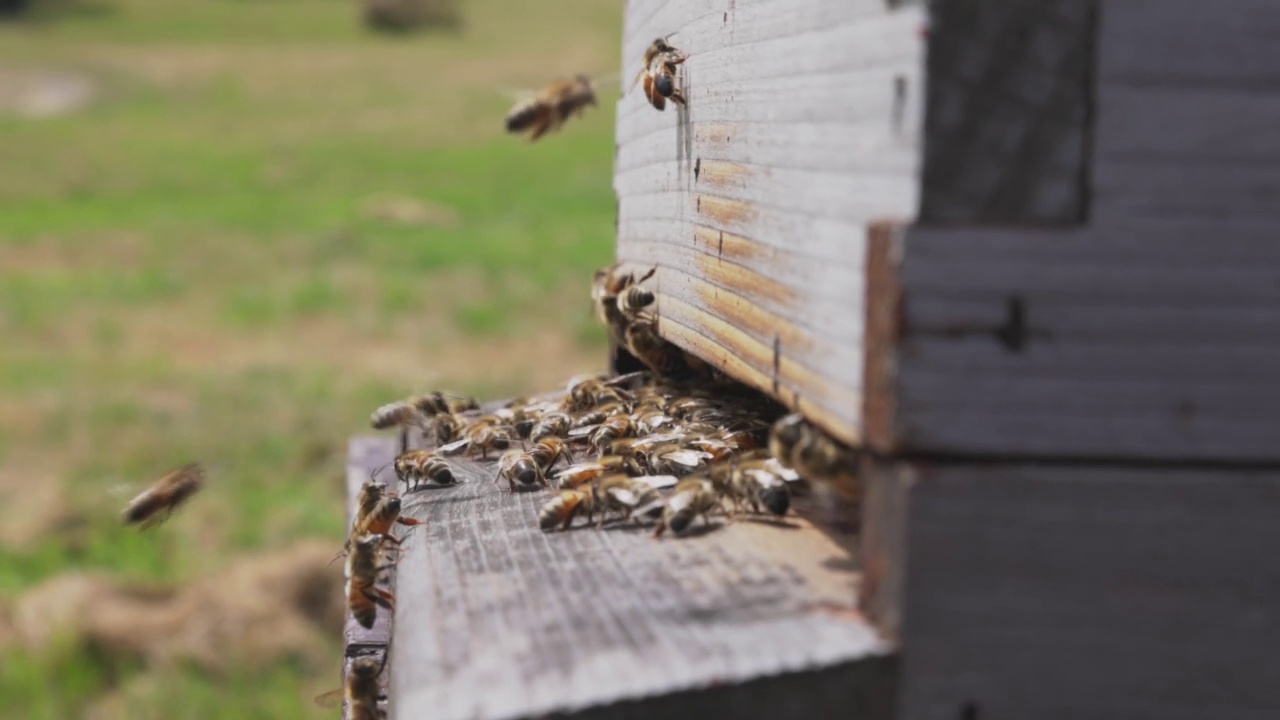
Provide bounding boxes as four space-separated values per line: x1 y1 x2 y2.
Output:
505 99 546 133
759 485 790 516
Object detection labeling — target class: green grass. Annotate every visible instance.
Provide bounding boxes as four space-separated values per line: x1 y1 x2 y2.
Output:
0 0 620 717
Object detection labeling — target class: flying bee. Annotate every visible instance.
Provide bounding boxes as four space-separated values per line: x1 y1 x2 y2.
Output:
369 400 429 431
345 532 397 629
121 463 205 529
496 449 548 493
654 476 720 538
464 422 511 460
527 437 573 473
505 74 599 142
552 455 636 489
313 654 387 719
531 411 572 442
632 37 688 111
588 415 636 453
431 412 462 446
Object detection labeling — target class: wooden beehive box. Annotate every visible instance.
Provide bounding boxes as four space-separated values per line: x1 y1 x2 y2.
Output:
342 1 1280 718
613 0 1280 718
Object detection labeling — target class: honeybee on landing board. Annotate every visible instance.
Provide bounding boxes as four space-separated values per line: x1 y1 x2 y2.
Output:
653 476 720 538
314 653 387 719
121 463 205 529
505 74 599 142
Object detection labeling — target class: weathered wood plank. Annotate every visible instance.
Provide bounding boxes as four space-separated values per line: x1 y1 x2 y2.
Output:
614 0 925 447
886 223 1280 461
918 0 1096 224
1098 0 1280 86
367 433 893 720
887 461 1280 720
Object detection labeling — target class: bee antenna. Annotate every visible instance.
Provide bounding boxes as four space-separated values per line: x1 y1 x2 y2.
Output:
369 462 395 483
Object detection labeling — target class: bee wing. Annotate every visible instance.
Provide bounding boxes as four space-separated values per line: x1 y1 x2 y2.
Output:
632 432 684 448
660 449 711 468
606 487 640 506
763 458 802 482
313 688 344 709
633 474 678 490
566 425 598 439
438 438 470 455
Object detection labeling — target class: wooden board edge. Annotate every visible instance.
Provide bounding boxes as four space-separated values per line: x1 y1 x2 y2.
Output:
864 219 905 455
857 456 915 646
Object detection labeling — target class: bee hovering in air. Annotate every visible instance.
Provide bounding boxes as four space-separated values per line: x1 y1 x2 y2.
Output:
504 74 599 142
121 463 205 529
631 36 688 111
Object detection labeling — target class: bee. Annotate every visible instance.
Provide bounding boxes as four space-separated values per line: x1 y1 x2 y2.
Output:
530 411 572 442
596 474 663 523
354 478 389 523
552 456 635 489
121 463 205 529
527 437 573 473
313 654 387 719
496 449 548 493
505 74 599 142
617 283 656 322
464 422 511 460
345 533 397 629
721 458 791 517
644 443 712 476
353 494 424 541
653 476 720 538
394 450 457 489
412 391 479 416
369 400 429 431
769 412 861 502
624 320 692 378
538 488 599 531
588 415 636 453
634 408 676 435
635 37 688 111
431 412 462 446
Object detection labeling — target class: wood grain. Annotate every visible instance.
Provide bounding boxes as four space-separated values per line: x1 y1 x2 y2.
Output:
352 432 894 720
615 0 925 447
893 461 1280 720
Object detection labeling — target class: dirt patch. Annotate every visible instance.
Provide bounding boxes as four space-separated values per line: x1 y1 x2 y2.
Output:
8 539 343 673
360 194 459 228
0 67 97 118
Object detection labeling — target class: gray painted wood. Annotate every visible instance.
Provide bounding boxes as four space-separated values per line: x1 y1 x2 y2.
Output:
615 0 925 446
352 433 892 720
889 461 1280 720
879 0 1280 461
918 0 1096 224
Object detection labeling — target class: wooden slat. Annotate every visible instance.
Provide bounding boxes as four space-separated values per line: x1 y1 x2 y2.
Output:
885 461 1280 720
918 0 1096 224
889 222 1280 462
613 0 924 447
361 433 894 720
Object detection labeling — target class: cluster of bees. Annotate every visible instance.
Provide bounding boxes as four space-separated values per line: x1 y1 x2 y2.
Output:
504 35 688 142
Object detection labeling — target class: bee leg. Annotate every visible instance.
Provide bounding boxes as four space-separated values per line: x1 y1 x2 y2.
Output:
670 89 687 107
396 516 423 527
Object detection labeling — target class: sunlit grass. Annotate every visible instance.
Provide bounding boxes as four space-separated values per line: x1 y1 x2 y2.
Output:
0 0 620 716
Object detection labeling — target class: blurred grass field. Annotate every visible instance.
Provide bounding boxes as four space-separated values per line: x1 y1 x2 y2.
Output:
0 0 621 716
